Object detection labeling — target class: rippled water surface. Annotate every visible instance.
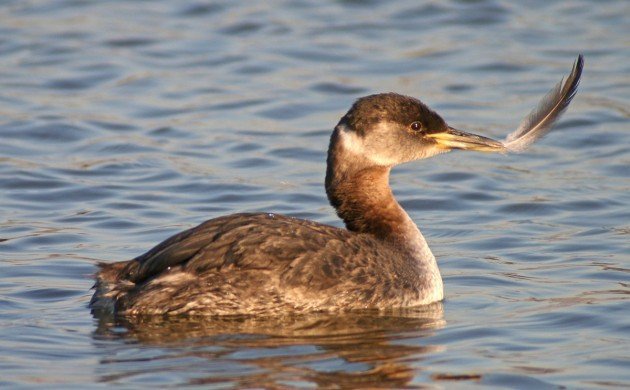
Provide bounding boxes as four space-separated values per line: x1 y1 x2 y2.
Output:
1 0 628 388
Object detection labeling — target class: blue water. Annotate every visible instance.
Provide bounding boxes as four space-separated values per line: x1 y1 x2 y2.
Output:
1 0 628 388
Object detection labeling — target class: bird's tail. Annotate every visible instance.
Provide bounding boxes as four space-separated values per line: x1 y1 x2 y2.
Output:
89 261 135 313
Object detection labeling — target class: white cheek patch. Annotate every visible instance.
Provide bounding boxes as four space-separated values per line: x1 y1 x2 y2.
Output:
337 123 398 166
337 123 365 154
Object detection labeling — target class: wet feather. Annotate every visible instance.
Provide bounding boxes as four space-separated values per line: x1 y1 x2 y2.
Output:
504 55 584 152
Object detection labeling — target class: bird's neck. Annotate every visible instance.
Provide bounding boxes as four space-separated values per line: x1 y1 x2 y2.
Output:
325 129 434 261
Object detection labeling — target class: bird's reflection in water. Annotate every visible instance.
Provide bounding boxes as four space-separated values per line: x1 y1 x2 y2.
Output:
93 303 445 388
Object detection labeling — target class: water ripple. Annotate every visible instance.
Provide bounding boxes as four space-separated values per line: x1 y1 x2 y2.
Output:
0 0 628 388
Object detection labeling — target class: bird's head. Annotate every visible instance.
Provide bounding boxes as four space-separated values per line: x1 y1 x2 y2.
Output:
333 93 505 167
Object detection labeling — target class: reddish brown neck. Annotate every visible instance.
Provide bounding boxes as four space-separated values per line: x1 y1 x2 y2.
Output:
327 165 408 240
325 131 412 242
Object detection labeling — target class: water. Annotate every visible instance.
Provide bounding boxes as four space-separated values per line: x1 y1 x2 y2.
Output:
0 0 628 388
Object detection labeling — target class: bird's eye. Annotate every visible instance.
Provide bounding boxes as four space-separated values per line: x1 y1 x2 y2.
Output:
410 121 423 132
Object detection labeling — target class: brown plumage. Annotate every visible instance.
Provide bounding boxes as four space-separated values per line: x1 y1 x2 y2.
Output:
91 56 582 316
92 213 438 315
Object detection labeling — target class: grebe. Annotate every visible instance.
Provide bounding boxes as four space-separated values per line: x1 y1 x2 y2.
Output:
91 56 583 316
